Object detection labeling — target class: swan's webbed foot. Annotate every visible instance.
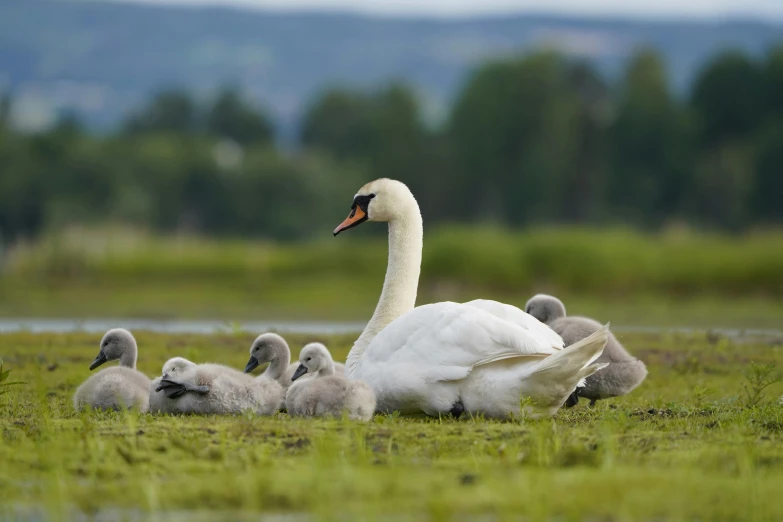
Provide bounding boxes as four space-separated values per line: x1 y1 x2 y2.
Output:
564 390 580 408
589 399 597 408
449 400 464 419
156 378 210 399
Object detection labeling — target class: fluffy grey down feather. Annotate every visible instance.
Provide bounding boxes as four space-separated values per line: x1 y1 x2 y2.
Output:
525 294 648 403
285 343 375 421
73 328 151 412
157 363 284 416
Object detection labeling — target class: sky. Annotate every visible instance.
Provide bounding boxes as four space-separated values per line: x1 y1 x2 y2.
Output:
110 0 783 20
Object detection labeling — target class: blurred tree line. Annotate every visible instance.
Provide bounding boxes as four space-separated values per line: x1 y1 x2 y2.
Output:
1 47 782 242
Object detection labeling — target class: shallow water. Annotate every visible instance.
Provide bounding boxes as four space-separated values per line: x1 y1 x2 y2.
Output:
0 318 366 336
0 318 780 340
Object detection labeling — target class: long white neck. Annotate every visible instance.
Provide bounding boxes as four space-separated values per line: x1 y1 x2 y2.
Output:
346 206 423 376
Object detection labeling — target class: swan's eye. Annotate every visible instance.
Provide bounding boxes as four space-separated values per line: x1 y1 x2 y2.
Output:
307 357 312 362
352 194 375 212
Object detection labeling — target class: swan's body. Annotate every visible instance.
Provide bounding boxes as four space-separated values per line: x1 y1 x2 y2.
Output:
286 343 376 421
156 362 284 416
333 179 608 419
73 329 151 413
525 294 647 406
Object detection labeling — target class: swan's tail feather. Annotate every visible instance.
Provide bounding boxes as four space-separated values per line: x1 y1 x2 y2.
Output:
532 324 609 373
521 325 609 416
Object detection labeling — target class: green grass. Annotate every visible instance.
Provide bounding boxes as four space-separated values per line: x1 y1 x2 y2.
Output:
2 330 782 521
1 225 783 327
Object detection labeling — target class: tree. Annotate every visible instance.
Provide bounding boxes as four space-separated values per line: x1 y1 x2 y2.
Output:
750 47 783 223
299 89 373 160
561 61 610 223
205 87 274 146
228 148 366 239
752 125 783 223
0 93 10 129
299 84 440 220
0 131 46 240
124 89 199 134
690 50 763 148
364 84 434 210
449 52 598 225
689 50 763 229
608 49 691 225
761 47 783 124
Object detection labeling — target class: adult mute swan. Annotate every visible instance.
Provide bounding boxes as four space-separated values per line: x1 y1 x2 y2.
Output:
332 178 609 419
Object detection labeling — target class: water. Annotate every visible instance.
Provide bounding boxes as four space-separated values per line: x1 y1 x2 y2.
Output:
0 318 780 340
0 318 366 336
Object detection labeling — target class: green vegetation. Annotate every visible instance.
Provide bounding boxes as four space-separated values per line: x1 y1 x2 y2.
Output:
0 357 24 396
2 47 783 243
1 330 782 520
1 226 782 328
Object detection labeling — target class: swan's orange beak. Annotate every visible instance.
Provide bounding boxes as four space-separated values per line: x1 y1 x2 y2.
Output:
333 206 367 236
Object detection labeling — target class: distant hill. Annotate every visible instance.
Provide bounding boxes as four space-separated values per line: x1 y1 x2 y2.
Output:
1 0 781 136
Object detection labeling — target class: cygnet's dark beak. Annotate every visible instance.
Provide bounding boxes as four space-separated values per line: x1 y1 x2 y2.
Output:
244 356 260 374
89 351 108 371
291 364 308 381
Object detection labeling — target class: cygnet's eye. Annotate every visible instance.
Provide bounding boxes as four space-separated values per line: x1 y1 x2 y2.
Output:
307 357 312 362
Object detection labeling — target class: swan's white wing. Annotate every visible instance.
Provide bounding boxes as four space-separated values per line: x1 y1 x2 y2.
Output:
463 299 564 350
363 302 559 383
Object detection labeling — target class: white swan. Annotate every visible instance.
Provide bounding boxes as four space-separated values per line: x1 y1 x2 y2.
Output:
332 178 609 419
73 328 151 412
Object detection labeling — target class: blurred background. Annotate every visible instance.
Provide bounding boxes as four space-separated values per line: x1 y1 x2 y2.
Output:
0 0 781 328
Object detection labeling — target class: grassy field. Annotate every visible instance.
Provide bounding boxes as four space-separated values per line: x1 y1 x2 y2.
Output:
1 226 782 328
2 329 782 521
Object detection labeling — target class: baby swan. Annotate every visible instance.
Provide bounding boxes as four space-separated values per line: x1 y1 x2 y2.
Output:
244 333 296 389
244 333 346 388
73 328 151 412
285 343 376 421
155 359 284 416
148 357 197 413
525 294 647 407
